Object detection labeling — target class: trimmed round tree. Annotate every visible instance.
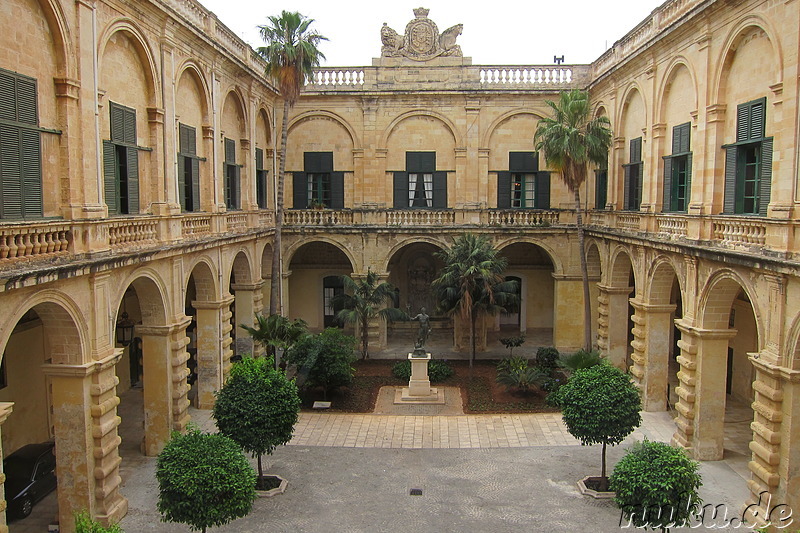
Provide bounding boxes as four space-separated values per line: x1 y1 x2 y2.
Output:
156 428 256 533
558 363 642 491
213 356 300 485
610 439 702 532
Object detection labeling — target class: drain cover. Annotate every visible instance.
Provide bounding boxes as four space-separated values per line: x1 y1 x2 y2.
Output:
409 488 423 496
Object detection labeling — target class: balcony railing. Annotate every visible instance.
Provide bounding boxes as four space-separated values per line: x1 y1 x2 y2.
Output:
1 208 797 269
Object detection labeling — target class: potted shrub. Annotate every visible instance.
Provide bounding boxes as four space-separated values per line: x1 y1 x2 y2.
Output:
557 363 642 494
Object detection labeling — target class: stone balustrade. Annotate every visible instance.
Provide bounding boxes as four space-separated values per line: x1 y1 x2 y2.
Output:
0 209 797 267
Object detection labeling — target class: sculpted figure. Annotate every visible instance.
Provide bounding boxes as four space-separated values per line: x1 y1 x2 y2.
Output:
381 23 403 56
410 307 431 350
439 24 463 56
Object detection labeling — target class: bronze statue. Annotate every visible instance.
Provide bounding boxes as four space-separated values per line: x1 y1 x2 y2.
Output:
410 307 431 351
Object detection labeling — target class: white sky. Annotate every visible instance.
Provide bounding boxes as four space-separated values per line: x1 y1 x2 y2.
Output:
197 0 667 66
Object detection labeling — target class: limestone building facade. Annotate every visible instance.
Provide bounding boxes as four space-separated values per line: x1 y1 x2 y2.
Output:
0 0 798 530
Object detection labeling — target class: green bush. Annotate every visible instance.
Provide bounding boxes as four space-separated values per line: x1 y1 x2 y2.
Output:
392 359 454 382
535 346 560 370
285 328 357 397
559 363 642 490
496 356 547 392
610 439 702 532
496 355 529 374
499 335 525 356
213 356 300 482
559 348 603 373
75 511 123 533
156 427 256 533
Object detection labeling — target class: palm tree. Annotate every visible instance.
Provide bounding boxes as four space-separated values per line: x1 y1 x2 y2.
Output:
257 12 327 315
432 234 518 368
534 89 612 351
241 313 308 360
334 269 406 359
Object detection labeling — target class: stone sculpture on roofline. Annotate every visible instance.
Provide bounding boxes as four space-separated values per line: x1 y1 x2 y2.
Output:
381 8 463 61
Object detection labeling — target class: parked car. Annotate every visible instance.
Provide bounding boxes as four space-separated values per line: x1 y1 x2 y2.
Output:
3 441 57 519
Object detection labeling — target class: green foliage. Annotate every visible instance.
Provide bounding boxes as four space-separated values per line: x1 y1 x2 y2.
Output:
213 356 300 479
75 511 123 533
496 356 528 374
559 349 604 373
499 335 525 357
240 314 308 358
156 428 256 533
610 439 702 532
285 328 357 397
432 233 518 367
334 268 407 359
392 359 454 382
535 346 560 370
559 363 642 484
496 364 547 392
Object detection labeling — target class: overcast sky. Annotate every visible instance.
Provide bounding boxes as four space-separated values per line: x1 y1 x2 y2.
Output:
198 0 667 66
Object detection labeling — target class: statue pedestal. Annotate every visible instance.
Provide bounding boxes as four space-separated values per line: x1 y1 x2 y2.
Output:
398 353 445 404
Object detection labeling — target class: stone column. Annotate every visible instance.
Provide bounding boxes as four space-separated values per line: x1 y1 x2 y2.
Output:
596 284 633 369
0 402 14 533
42 351 128 532
630 299 676 411
231 281 264 357
552 275 585 353
192 295 234 409
671 321 736 460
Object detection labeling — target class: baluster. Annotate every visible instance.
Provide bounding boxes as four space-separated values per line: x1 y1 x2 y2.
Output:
0 235 8 259
45 231 55 253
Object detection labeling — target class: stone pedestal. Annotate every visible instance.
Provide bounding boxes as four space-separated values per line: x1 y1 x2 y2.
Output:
397 353 445 404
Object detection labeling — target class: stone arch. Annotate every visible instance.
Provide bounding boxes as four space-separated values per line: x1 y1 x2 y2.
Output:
380 110 462 149
0 292 87 366
97 19 160 104
698 270 762 341
113 269 169 327
617 83 647 139
286 237 357 272
656 58 699 124
493 236 564 275
585 242 602 279
288 110 361 149
175 60 211 124
221 87 248 136
229 249 254 285
27 0 73 77
481 109 545 148
380 236 451 273
785 313 800 370
260 242 274 279
713 16 783 104
608 246 638 288
184 256 220 302
646 256 685 306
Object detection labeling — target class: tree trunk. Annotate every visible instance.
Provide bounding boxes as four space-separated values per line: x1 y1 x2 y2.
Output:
362 315 369 359
257 454 263 482
575 188 592 352
600 441 608 491
269 99 291 315
470 311 476 369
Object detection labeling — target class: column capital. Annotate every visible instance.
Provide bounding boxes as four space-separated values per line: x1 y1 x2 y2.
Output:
42 349 122 377
231 281 265 292
192 295 235 309
674 319 737 340
629 298 676 313
0 403 13 425
750 356 800 382
596 283 634 295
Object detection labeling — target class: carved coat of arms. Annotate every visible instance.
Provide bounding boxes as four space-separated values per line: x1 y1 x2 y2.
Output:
381 7 462 61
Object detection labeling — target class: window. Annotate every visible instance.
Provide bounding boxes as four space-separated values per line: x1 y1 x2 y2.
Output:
723 98 772 216
323 275 344 327
662 122 691 212
103 102 140 215
497 152 550 209
292 152 343 208
0 68 43 219
178 124 200 212
255 148 268 209
224 138 240 210
393 152 447 208
594 169 608 209
623 137 643 211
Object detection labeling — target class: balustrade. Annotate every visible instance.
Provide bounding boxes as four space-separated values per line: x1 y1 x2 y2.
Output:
0 222 70 261
713 218 767 245
487 210 558 226
108 218 158 249
283 209 354 226
386 210 455 226
656 215 688 238
182 214 212 237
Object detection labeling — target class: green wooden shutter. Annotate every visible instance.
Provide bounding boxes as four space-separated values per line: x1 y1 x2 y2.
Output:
393 172 408 208
177 155 186 211
304 152 333 173
432 171 447 208
623 165 631 210
110 104 125 143
749 99 766 141
179 124 196 155
292 172 307 208
736 103 750 143
122 106 136 145
535 171 550 209
330 171 344 209
662 157 673 212
497 171 511 208
255 148 266 209
509 152 538 172
126 148 139 214
232 165 240 209
636 161 643 207
103 140 118 215
407 152 435 173
685 153 692 207
723 146 737 214
595 170 607 209
759 138 773 216
191 158 200 211
679 123 691 153
224 138 235 163
15 77 38 126
0 72 15 121
0 125 22 219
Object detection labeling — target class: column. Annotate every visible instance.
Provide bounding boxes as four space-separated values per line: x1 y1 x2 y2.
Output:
42 351 128 532
630 299 676 411
0 402 14 533
552 274 586 353
596 284 633 369
231 281 265 357
192 296 234 409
